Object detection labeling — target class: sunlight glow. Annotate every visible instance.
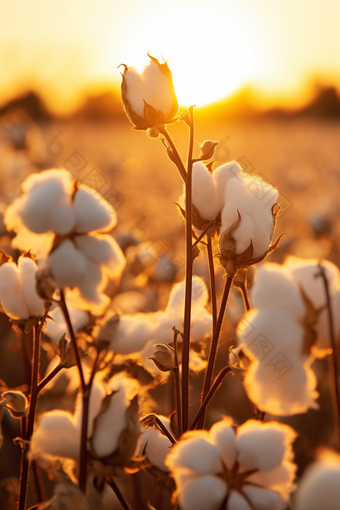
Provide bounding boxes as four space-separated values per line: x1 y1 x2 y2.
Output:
114 7 257 106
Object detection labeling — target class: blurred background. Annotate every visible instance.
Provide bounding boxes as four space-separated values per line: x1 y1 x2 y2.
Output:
0 0 340 508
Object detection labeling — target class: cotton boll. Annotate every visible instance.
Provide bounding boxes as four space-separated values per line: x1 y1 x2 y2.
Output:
227 490 252 510
295 453 340 510
191 162 220 221
165 432 222 475
212 161 243 209
74 188 116 233
250 263 305 320
0 262 29 320
142 60 175 118
48 240 87 289
238 309 319 415
123 67 149 118
74 380 106 438
176 475 227 510
74 234 125 278
236 421 296 472
139 426 172 471
242 486 285 510
29 410 79 461
17 257 45 317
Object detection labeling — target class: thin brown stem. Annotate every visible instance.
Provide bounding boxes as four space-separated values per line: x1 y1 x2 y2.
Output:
158 126 187 183
173 329 182 437
37 363 63 394
59 290 85 390
181 105 195 433
18 312 48 510
190 367 232 430
192 221 214 248
239 282 251 312
197 272 235 428
107 478 131 510
317 263 340 448
207 237 217 331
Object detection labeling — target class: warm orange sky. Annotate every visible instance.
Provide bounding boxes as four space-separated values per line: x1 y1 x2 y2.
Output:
1 0 340 114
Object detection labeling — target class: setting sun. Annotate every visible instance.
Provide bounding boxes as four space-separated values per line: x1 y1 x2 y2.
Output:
115 7 257 106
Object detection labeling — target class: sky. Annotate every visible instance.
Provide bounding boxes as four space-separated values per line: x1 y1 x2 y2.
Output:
1 0 340 114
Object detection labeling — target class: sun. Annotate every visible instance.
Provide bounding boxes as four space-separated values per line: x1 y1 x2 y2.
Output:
117 6 256 107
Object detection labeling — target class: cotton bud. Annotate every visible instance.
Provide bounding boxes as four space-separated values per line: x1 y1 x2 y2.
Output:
55 334 78 369
0 390 28 418
195 140 219 161
120 54 178 130
150 343 177 372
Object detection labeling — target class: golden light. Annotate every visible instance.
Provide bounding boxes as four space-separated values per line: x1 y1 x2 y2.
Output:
114 6 257 107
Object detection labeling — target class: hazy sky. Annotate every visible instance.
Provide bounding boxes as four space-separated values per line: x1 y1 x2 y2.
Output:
1 0 340 113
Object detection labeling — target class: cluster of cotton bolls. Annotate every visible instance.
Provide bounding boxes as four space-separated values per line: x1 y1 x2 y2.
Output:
234 257 340 416
4 169 126 312
179 160 280 272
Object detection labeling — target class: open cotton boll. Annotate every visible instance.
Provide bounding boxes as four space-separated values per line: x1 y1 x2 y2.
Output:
209 418 237 470
220 173 278 259
143 60 175 117
251 263 305 320
29 410 79 461
91 379 135 458
49 199 76 236
74 188 116 234
17 257 45 317
76 258 105 303
165 431 222 475
284 256 340 309
227 490 252 510
0 261 30 320
238 309 319 415
236 420 296 472
48 240 87 289
295 452 340 510
176 475 227 510
74 234 125 278
191 162 220 222
212 161 243 209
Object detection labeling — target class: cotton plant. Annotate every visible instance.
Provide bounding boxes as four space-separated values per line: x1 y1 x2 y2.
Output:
166 417 297 510
5 169 126 312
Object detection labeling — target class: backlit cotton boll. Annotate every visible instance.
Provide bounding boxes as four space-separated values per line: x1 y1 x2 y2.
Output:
4 169 116 256
284 256 340 357
139 415 173 471
0 254 45 321
237 308 319 416
165 417 296 510
219 165 280 273
121 55 178 130
294 450 340 510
